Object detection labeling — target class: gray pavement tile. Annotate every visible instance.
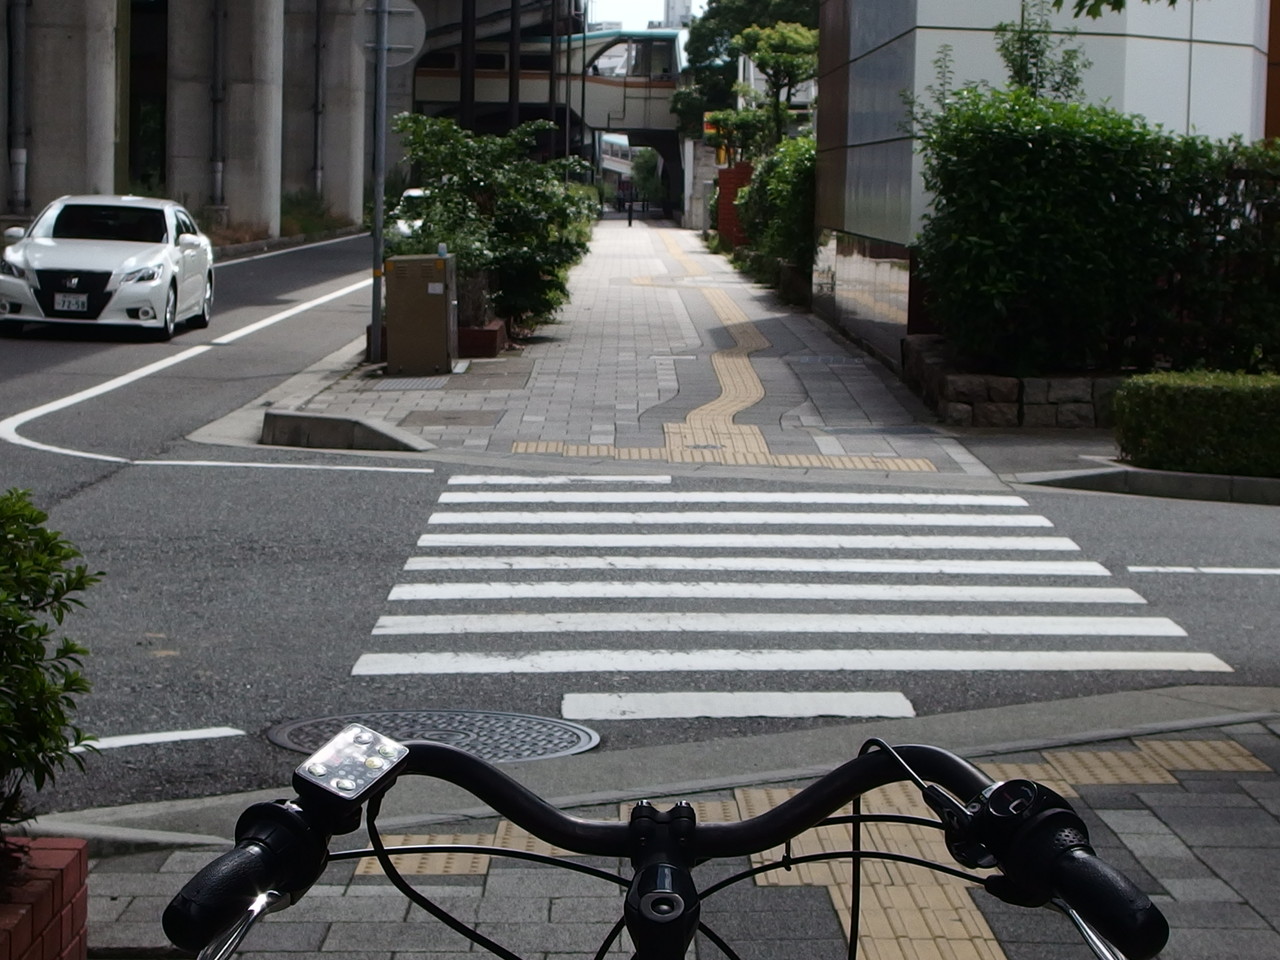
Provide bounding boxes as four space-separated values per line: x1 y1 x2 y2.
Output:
91 850 173 873
694 939 849 960
239 921 330 952
1117 832 1196 859
1136 791 1262 808
324 921 477 952
1136 855 1217 881
1096 809 1170 834
88 896 130 923
88 920 186 949
483 869 621 898
1000 945 1094 960
471 921 629 953
89 871 193 896
970 893 1080 944
1159 900 1269 928
550 898 628 924
403 897 535 923
1156 805 1280 847
1157 927 1280 960
1162 877 1243 902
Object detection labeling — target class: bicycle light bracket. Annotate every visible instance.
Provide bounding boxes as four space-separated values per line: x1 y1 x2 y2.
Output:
624 800 701 960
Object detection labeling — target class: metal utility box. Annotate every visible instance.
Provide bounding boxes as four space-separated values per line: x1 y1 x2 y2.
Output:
383 254 457 375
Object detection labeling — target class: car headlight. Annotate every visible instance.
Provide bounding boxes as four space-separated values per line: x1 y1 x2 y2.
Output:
121 264 163 283
0 258 25 279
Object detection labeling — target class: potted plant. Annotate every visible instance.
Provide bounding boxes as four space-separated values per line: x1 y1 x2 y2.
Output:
1 488 99 960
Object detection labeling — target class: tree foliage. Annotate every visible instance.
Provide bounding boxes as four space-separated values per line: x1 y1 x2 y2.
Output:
677 0 818 135
631 148 664 203
996 0 1091 101
1051 0 1178 17
732 22 818 146
388 116 597 325
735 135 817 275
704 107 772 165
1 489 98 841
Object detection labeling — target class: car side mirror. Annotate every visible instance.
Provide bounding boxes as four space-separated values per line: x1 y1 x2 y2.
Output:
178 234 203 250
3 226 25 242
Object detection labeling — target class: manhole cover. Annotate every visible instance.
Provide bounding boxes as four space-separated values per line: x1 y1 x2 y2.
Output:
267 710 599 762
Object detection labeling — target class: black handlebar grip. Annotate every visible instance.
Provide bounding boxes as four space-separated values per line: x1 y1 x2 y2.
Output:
162 840 281 952
163 800 331 952
1050 848 1169 960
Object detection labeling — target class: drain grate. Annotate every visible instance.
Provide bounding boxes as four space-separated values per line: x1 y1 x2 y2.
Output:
267 710 599 762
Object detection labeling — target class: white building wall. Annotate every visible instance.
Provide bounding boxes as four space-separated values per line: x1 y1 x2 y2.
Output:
835 0 1271 246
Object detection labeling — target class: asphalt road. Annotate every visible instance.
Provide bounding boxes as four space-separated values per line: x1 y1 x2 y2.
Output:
1 235 1277 815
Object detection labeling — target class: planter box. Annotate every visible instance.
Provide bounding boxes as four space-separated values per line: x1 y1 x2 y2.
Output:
1 838 88 960
458 319 507 359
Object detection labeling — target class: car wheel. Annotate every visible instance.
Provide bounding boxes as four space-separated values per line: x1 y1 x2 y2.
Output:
189 273 213 329
152 284 177 341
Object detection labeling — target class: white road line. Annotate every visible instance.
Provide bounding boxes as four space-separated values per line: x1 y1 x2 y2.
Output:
69 726 246 753
351 648 1231 676
139 460 435 474
387 581 1146 604
438 492 1030 506
214 233 368 265
1130 566 1280 576
426 511 1055 528
0 346 212 461
371 612 1186 636
561 692 918 720
210 278 371 344
1 278 373 462
415 534 1082 551
402 556 1111 576
448 475 673 485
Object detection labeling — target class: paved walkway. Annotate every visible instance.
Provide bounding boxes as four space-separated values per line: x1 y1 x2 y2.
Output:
285 221 999 481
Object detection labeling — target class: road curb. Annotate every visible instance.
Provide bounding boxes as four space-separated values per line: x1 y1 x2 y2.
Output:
1014 463 1280 505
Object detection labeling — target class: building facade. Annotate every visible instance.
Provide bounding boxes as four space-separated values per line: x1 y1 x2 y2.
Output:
813 0 1275 366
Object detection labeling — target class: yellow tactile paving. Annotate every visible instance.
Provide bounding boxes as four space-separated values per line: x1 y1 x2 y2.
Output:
977 762 1077 798
735 785 1004 959
1136 739 1273 772
1044 749 1178 785
355 834 493 876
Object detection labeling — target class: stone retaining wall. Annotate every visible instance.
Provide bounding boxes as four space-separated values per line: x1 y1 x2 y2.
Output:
903 335 1126 428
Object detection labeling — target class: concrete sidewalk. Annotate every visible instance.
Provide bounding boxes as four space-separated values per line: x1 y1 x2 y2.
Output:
235 220 1101 489
42 685 1280 959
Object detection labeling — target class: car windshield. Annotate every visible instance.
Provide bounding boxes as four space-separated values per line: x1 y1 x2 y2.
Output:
45 204 168 244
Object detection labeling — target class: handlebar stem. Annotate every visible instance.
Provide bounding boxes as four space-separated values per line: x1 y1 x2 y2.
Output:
624 801 701 960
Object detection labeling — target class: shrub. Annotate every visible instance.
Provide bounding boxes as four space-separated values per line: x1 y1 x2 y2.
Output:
1113 372 1280 477
0 490 98 844
387 116 596 326
735 135 817 276
914 87 1280 377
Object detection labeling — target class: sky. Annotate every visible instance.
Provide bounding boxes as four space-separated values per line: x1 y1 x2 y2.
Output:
587 0 706 31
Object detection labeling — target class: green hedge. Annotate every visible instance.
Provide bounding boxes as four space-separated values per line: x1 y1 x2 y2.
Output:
735 135 817 275
1113 372 1280 477
915 87 1280 377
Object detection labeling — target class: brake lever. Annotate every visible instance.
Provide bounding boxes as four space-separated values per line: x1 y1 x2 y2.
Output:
196 890 288 960
1050 899 1128 960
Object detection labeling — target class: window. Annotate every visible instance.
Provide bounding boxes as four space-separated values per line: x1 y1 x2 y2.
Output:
46 205 168 244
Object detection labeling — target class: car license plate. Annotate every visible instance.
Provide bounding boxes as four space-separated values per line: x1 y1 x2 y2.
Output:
54 293 89 312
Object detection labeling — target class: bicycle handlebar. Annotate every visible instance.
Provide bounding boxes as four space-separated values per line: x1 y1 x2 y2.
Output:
163 737 1168 960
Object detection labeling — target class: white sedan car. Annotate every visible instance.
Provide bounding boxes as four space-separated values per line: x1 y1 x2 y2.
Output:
0 195 214 341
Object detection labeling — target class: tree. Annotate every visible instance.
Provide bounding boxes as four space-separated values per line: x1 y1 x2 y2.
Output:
631 148 664 203
676 0 818 136
996 0 1091 101
732 22 818 146
1051 0 1179 16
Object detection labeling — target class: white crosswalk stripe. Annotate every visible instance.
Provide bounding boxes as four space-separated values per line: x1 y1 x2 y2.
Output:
356 477 1228 722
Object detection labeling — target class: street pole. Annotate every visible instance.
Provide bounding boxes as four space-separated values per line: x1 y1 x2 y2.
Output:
370 0 389 363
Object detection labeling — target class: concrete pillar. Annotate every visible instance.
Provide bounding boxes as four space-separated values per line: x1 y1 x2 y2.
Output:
25 0 120 206
1 8 10 214
167 0 216 214
281 0 365 225
224 0 284 236
321 0 367 224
